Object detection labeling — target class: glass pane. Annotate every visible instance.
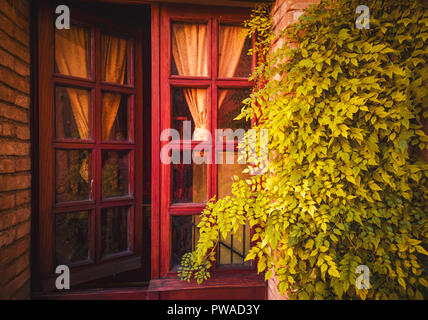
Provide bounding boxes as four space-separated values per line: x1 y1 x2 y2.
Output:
218 88 251 135
56 150 91 202
55 25 91 79
55 211 90 265
55 86 91 140
172 23 208 77
102 93 129 141
101 207 129 256
171 215 201 269
218 25 252 78
172 87 208 141
217 151 248 199
101 34 130 85
218 222 251 266
172 160 207 203
102 151 130 198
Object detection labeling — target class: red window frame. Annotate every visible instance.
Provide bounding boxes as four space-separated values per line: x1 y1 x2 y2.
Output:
154 4 256 278
36 3 144 290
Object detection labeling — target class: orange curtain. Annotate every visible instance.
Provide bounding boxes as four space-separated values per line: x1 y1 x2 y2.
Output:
101 35 127 140
55 27 90 140
218 26 247 109
172 23 209 140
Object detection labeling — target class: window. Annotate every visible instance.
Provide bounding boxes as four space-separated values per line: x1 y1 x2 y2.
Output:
37 5 146 289
158 6 255 277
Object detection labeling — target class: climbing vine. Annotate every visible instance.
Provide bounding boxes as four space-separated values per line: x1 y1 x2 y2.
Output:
178 0 428 300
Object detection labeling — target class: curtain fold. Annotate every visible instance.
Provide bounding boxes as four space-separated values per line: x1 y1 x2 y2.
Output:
55 29 127 141
218 26 247 110
172 23 209 140
101 35 127 140
55 27 90 140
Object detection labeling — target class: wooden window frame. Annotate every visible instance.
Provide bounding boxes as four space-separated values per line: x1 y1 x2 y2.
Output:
153 4 256 279
36 1 145 291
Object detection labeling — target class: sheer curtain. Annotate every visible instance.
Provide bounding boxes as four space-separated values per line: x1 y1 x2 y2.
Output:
101 35 127 140
55 29 127 141
55 27 90 140
172 23 209 140
218 26 247 109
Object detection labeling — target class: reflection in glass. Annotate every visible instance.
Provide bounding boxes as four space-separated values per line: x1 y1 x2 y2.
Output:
55 25 91 79
101 207 129 256
56 150 91 202
172 23 208 77
172 161 207 203
171 215 201 269
101 34 129 84
218 88 251 134
102 151 129 198
172 87 208 141
218 25 252 78
56 86 90 140
102 93 129 141
55 211 89 265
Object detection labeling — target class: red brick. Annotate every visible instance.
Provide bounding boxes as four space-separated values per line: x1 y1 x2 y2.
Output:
0 207 30 230
0 140 30 156
0 14 30 47
16 220 30 239
0 192 15 210
0 84 30 108
15 157 31 171
0 158 15 173
0 237 29 265
0 252 30 286
0 227 16 247
15 189 30 205
15 124 30 140
10 280 30 300
0 173 31 191
0 0 30 32
0 47 30 77
0 103 29 123
7 0 30 20
0 221 29 248
0 267 30 299
0 65 30 94
1 121 15 137
0 29 30 64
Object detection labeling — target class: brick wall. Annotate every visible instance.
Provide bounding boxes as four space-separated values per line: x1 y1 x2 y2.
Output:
267 0 319 300
0 0 32 300
271 0 320 51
